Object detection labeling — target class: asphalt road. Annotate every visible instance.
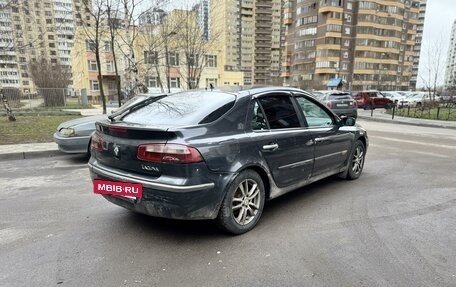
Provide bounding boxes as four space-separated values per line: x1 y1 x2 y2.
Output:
1 120 455 287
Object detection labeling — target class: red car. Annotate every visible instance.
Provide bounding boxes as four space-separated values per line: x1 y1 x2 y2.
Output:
352 90 394 110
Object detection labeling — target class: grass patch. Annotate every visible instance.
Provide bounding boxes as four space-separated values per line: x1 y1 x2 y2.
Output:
389 106 456 121
0 115 82 145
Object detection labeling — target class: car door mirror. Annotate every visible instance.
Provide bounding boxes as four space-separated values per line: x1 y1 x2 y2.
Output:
340 116 356 126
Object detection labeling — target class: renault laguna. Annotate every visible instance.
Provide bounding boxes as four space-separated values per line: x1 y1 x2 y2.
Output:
89 87 368 234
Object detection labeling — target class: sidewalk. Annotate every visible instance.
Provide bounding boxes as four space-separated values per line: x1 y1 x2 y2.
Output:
1 108 455 161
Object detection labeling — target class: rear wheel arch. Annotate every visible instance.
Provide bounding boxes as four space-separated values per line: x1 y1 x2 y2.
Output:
237 165 271 200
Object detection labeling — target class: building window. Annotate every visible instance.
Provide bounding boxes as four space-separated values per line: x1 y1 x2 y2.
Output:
86 40 96 51
188 54 199 67
106 61 113 72
148 77 160 87
347 2 352 10
205 55 217 67
104 41 111 51
90 80 100 91
169 52 179 66
88 60 98 71
170 77 180 88
144 50 158 65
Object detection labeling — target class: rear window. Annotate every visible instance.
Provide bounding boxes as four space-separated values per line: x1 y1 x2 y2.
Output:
328 94 352 100
122 91 236 126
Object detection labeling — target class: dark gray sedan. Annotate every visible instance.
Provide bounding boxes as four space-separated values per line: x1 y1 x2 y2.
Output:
314 90 358 118
89 87 368 234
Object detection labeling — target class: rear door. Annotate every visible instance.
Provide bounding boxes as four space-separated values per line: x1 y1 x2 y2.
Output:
249 93 314 188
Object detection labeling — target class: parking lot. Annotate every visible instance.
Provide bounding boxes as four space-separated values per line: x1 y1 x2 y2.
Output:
0 119 455 287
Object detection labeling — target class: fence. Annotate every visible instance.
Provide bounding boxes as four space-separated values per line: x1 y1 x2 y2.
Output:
0 87 125 112
391 101 456 121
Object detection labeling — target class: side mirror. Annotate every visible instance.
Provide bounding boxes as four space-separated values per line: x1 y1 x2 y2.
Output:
340 116 356 126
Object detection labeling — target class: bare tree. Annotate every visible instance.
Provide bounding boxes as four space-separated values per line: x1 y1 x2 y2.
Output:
173 9 220 90
105 0 123 107
418 37 446 102
81 0 109 114
137 3 179 93
28 58 72 107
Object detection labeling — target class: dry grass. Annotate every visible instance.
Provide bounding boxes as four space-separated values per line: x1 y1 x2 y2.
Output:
0 115 81 145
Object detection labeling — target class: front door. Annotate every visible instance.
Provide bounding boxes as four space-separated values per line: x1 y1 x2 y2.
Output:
293 96 353 177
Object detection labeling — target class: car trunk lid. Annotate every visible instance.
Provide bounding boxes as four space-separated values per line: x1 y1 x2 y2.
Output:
93 121 179 178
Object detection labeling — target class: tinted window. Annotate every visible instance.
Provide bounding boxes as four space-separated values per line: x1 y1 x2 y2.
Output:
258 96 300 129
122 91 236 126
295 97 333 127
328 94 352 100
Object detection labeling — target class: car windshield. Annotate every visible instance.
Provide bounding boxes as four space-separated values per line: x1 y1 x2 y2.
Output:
121 91 236 126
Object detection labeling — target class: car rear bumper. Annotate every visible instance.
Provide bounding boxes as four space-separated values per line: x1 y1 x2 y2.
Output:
53 132 90 154
89 159 233 220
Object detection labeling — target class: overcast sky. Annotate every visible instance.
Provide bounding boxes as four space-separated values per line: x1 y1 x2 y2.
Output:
418 0 456 87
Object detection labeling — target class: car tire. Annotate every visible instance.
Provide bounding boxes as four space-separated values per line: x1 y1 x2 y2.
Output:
345 140 365 180
216 170 265 234
385 103 392 109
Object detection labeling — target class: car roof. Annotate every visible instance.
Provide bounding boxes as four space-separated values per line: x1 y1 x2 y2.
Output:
188 86 313 99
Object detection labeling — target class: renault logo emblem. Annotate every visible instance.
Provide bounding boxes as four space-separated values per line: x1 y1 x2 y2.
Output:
113 145 120 158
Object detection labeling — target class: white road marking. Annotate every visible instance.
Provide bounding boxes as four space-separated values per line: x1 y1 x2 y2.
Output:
374 136 456 150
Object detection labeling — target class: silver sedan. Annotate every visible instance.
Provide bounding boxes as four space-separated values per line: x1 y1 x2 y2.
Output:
53 94 165 154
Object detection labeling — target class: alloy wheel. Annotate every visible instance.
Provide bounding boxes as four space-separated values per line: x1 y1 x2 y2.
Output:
231 179 261 225
352 145 364 175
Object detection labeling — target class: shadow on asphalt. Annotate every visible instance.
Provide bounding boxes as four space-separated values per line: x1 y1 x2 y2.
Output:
108 176 347 239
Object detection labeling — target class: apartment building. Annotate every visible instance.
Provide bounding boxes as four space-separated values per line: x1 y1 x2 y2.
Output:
210 0 282 85
281 0 426 91
0 0 91 94
72 9 243 102
444 20 456 88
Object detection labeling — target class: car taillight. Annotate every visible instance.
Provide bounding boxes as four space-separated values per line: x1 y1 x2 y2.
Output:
353 100 357 107
91 133 104 151
137 143 203 164
326 101 332 108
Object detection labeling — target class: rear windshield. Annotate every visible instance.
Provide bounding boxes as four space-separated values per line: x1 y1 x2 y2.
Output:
328 94 352 100
122 91 236 126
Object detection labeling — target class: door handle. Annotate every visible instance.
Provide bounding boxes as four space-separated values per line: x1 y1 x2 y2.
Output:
314 137 329 143
262 143 279 151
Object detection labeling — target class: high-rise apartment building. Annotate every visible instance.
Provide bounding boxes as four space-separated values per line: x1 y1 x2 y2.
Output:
210 0 283 85
444 20 456 88
281 0 426 91
0 0 91 93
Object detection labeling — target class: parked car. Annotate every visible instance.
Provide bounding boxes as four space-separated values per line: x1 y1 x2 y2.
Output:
53 93 165 155
315 90 357 118
381 91 404 102
406 92 441 108
89 86 368 234
352 90 394 110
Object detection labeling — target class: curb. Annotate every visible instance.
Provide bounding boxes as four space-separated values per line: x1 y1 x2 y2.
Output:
0 150 63 161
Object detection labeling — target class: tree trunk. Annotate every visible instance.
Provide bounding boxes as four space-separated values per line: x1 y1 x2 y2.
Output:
1 89 16 122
